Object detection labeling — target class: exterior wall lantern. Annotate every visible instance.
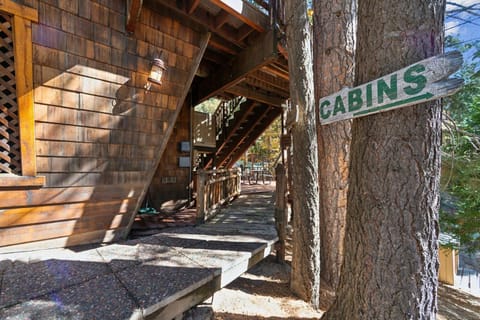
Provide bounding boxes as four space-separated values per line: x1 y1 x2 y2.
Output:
145 58 167 91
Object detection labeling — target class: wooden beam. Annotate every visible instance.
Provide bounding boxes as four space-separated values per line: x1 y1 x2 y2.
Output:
156 0 247 50
236 24 255 42
261 64 289 80
215 9 230 29
13 14 40 179
277 43 288 60
0 175 45 188
249 69 290 93
126 0 143 33
187 0 201 14
0 0 38 22
209 36 239 55
203 49 230 64
225 85 285 106
209 0 269 32
195 30 277 103
244 77 289 98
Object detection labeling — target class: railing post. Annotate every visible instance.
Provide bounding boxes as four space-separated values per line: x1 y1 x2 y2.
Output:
196 169 207 223
275 163 287 262
236 168 241 195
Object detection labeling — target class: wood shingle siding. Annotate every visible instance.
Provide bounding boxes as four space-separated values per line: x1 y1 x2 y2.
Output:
0 0 208 252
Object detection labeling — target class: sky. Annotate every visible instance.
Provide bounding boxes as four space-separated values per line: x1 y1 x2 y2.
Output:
445 0 480 61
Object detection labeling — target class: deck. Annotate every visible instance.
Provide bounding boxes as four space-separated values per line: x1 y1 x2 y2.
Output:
0 188 277 320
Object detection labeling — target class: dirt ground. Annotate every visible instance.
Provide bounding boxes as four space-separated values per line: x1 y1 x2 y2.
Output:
210 254 480 320
211 254 323 320
208 185 480 320
210 239 480 320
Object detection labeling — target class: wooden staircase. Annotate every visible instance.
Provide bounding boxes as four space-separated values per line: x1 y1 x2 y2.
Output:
206 98 282 169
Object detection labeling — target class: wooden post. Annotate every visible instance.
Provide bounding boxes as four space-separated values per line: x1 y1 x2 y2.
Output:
236 168 241 195
126 0 143 33
275 163 287 262
438 246 458 285
196 169 206 223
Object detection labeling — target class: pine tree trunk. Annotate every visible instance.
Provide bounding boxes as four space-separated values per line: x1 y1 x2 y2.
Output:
284 0 321 308
323 0 444 319
313 0 356 292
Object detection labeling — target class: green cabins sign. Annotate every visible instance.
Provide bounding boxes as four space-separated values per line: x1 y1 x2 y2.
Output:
319 51 464 125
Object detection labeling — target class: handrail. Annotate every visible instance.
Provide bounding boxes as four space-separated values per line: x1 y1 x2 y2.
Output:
213 97 244 142
196 168 241 221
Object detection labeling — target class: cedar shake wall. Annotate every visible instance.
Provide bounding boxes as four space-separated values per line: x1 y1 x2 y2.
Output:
0 0 206 251
148 102 191 210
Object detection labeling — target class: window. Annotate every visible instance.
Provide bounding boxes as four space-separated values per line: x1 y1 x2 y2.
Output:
0 0 43 188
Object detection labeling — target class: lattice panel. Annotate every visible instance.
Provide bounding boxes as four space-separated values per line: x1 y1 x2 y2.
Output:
0 12 21 175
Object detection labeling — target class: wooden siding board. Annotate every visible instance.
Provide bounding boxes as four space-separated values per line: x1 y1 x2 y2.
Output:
0 228 127 253
0 214 130 247
78 1 91 19
38 156 153 173
35 104 165 135
0 199 138 227
36 141 157 159
42 172 149 187
90 2 109 26
32 24 67 51
33 44 61 69
60 10 75 33
38 2 61 29
58 0 78 15
109 8 126 32
0 184 144 208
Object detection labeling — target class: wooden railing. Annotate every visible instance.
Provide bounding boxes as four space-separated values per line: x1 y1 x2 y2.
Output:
196 168 241 222
213 97 243 142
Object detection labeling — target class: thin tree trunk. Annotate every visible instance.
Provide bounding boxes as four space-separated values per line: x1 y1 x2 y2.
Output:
323 0 444 319
284 0 321 308
313 0 356 292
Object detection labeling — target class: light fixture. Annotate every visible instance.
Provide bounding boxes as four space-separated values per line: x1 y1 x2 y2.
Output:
145 58 166 91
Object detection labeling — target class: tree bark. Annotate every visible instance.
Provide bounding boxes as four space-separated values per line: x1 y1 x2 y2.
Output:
284 0 321 308
323 0 444 319
313 0 356 292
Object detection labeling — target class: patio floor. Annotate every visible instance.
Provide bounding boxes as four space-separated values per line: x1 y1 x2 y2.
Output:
0 189 277 320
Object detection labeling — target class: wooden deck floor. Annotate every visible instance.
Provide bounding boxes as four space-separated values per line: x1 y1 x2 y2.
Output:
0 189 277 320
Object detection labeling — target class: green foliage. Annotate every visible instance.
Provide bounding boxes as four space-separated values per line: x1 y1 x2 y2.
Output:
441 37 480 252
441 155 480 252
195 98 221 114
245 117 281 171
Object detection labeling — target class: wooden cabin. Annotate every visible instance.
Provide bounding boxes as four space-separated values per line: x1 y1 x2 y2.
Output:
0 0 289 252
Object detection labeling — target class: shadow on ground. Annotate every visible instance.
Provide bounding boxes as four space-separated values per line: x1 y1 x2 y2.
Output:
437 284 480 320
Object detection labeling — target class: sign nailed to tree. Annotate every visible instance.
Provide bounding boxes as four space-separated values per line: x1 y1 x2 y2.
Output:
318 51 464 125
